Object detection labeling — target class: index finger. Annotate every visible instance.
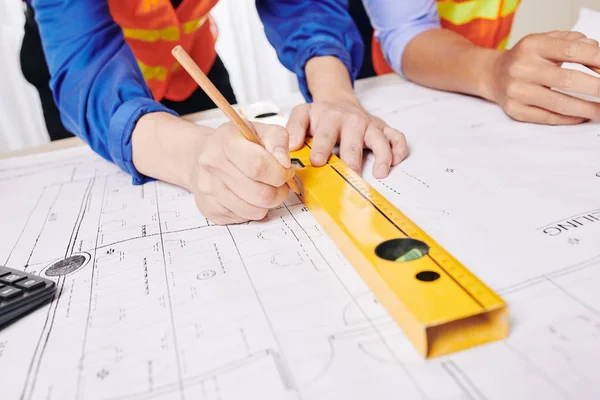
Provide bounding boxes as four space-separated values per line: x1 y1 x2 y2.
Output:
536 36 600 68
224 135 293 188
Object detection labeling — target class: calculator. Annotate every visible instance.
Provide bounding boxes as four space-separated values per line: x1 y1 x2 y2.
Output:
0 265 57 329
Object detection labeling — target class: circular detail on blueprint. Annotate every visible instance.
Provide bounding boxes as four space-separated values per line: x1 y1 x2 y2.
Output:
197 270 216 280
45 253 90 277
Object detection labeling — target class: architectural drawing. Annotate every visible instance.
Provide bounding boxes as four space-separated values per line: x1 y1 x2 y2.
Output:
1 76 599 400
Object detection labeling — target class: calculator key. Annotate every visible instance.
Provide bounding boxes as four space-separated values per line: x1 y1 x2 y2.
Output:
0 267 11 277
0 287 23 301
15 278 45 291
0 273 27 285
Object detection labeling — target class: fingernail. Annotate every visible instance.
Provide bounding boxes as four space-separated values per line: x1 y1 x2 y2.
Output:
274 147 291 168
375 164 389 178
289 135 300 149
312 152 326 166
348 164 360 173
579 38 598 45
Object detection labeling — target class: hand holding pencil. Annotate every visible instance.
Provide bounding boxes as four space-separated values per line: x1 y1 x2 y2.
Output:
172 45 300 195
170 45 299 225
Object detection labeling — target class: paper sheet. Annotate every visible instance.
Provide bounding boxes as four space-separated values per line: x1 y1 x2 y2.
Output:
1 9 600 400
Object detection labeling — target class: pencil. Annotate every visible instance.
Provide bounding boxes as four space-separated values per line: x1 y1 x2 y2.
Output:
171 45 301 195
587 65 600 75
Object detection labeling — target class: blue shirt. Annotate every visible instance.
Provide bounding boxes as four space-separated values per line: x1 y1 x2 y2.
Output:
362 0 440 75
30 0 363 185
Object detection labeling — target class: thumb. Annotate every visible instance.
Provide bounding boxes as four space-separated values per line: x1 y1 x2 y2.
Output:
253 122 292 169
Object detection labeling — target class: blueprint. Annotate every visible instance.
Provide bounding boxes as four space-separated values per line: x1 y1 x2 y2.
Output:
1 79 599 400
1 10 600 399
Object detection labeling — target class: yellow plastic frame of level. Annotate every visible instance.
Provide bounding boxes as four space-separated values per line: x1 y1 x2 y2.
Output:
289 142 510 359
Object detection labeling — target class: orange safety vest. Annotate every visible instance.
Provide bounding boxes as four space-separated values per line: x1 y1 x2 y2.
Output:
372 0 521 75
108 0 219 102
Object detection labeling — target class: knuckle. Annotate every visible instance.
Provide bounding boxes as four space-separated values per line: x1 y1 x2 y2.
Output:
198 153 219 174
503 100 521 118
347 113 366 127
250 208 269 221
247 157 270 180
550 97 568 115
258 186 277 207
326 108 344 120
505 81 520 99
519 34 539 52
507 62 525 79
591 105 600 120
544 112 560 125
558 69 574 90
344 143 363 157
564 40 581 58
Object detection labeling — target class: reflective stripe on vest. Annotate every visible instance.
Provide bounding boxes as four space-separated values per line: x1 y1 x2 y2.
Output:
108 0 218 101
372 0 520 75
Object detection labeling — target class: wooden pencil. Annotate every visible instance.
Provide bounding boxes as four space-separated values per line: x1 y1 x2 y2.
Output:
171 45 301 195
587 65 600 75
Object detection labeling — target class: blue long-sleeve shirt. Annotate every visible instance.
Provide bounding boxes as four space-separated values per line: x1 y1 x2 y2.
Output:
362 0 440 75
29 0 363 185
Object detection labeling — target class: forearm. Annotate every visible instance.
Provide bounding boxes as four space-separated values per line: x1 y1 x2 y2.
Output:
256 0 363 102
131 112 209 191
32 0 176 185
402 29 502 101
305 56 358 103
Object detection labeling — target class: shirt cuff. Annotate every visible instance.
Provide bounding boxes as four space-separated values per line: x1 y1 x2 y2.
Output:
108 98 179 185
294 35 359 102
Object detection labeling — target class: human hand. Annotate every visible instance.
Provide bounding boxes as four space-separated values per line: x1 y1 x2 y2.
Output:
484 31 600 125
286 96 408 179
188 121 294 225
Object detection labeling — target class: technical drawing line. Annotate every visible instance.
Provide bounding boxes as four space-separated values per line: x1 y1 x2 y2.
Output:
104 351 281 400
65 179 94 258
283 203 328 271
503 342 571 399
76 177 108 400
79 224 215 255
548 279 600 317
0 161 85 182
154 182 185 400
18 186 68 399
25 184 63 267
441 361 483 400
378 181 402 197
401 171 430 188
294 181 429 400
23 276 66 400
4 187 46 267
548 254 600 279
19 281 56 400
499 253 600 295
279 214 319 271
536 208 600 230
226 225 302 399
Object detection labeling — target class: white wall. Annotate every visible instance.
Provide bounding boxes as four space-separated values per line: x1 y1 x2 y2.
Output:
509 0 600 46
1 0 600 155
0 0 49 153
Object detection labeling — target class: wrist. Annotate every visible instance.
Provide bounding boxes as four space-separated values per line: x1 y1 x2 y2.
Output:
305 56 358 104
132 112 207 191
477 49 504 103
